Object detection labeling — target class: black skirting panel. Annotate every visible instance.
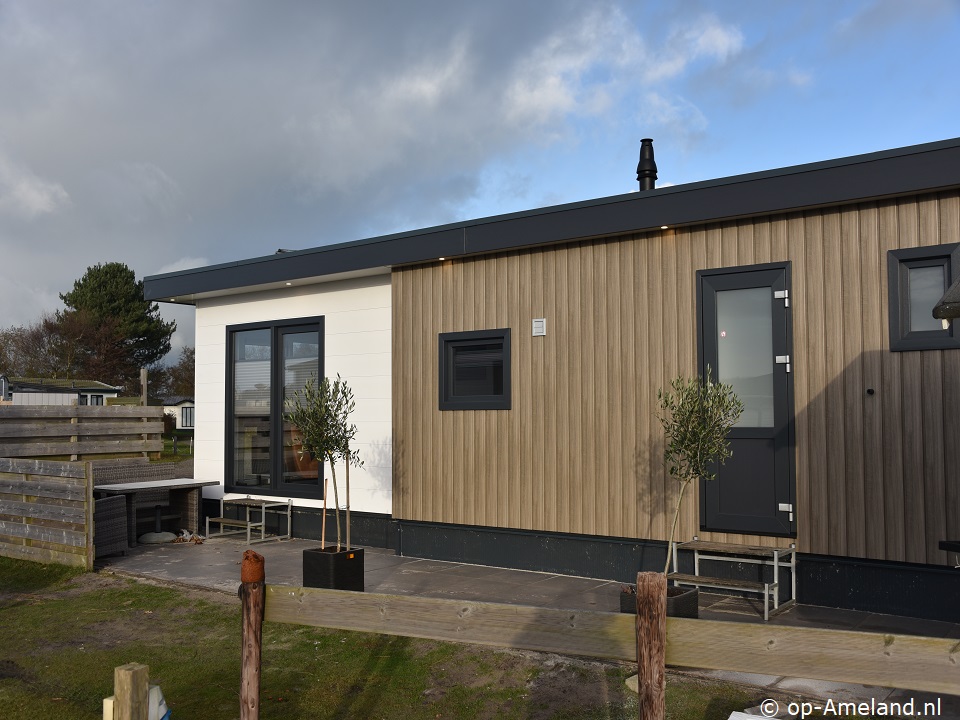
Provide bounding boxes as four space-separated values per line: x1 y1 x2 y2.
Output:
395 519 668 582
798 553 960 623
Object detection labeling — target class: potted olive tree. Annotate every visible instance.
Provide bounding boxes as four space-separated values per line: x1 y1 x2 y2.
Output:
659 366 743 616
287 373 365 591
621 367 743 616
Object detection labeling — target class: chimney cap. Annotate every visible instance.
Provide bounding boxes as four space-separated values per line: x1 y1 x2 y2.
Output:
637 138 658 191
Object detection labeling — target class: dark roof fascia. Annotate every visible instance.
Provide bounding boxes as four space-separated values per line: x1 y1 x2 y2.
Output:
144 137 960 303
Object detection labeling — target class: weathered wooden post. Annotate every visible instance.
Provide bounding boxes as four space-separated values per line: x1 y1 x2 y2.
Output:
240 549 266 720
635 572 666 720
113 662 149 720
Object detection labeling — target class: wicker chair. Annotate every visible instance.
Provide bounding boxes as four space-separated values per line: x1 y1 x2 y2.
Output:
94 494 129 558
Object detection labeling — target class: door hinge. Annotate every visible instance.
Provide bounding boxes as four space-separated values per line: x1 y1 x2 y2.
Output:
778 502 794 522
774 289 790 307
775 355 791 373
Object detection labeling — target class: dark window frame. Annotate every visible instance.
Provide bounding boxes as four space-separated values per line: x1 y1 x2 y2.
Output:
224 315 325 498
181 405 194 428
438 328 511 410
887 244 960 351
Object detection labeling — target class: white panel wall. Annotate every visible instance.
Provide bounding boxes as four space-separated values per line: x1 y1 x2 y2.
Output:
194 273 392 514
12 392 75 406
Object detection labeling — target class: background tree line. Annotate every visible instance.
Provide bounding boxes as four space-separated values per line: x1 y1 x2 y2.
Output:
0 262 191 398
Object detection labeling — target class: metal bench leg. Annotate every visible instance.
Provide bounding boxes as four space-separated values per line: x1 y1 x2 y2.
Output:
773 549 781 610
791 550 797 603
763 583 770 622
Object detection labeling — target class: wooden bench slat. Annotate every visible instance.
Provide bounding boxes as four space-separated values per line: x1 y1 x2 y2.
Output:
209 517 257 528
677 540 794 557
668 573 768 591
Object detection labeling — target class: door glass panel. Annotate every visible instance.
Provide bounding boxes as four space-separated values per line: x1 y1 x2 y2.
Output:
908 265 945 332
232 329 271 487
282 330 320 486
716 287 774 428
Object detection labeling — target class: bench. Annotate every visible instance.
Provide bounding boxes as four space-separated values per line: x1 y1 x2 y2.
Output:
668 539 796 621
206 497 292 544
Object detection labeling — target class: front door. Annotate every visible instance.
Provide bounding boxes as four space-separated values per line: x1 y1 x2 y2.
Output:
697 263 795 536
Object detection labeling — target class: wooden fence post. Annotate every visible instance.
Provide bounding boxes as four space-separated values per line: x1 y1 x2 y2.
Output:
114 662 149 720
635 572 666 720
240 549 266 720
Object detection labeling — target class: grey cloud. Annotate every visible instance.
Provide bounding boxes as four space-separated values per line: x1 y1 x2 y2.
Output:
0 0 754 346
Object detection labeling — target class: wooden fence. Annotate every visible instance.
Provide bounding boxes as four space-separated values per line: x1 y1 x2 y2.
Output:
0 405 163 460
0 458 93 568
264 585 960 696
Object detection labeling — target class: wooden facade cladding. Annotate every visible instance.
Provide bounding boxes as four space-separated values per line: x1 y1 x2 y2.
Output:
392 190 960 567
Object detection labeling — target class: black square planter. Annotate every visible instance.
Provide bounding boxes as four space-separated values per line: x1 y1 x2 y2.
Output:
303 547 365 592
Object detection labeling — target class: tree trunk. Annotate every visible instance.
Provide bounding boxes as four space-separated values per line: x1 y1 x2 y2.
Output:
345 450 351 551
328 452 341 551
663 478 690 575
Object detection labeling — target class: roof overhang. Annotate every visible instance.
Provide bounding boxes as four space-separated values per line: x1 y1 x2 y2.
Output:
144 137 960 305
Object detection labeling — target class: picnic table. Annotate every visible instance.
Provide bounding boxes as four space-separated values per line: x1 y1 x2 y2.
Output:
94 478 219 547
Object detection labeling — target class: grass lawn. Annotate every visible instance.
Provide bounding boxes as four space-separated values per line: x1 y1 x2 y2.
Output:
0 556 891 719
159 435 193 461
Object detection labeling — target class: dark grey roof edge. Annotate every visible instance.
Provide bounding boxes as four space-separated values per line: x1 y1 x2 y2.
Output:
144 136 960 302
9 378 124 392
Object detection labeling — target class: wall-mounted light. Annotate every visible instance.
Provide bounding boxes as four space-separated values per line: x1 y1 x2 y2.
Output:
285 282 292 286
660 225 669 230
439 257 445 261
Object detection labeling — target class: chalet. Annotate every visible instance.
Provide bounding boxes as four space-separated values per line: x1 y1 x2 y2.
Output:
161 396 195 430
144 137 960 620
0 376 122 406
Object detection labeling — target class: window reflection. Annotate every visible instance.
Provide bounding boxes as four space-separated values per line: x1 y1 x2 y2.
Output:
716 288 774 428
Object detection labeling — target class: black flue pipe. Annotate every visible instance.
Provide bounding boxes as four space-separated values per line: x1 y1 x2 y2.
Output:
636 138 657 191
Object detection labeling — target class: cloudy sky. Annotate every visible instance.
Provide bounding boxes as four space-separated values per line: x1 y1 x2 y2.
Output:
2 0 959 358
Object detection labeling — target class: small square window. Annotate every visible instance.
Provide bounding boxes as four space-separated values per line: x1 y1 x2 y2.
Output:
888 244 960 351
439 329 511 410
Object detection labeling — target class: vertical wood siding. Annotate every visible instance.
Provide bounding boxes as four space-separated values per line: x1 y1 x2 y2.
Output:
392 191 960 566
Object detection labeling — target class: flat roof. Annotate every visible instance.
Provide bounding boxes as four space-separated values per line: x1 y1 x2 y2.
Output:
144 137 960 305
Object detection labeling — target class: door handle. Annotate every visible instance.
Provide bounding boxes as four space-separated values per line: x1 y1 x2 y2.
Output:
778 502 794 521
775 355 791 373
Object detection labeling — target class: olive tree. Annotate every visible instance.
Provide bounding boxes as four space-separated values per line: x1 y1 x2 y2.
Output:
657 366 743 574
285 374 363 550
